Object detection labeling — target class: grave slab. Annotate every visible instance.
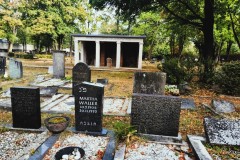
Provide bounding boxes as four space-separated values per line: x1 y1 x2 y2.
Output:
212 99 235 113
9 58 23 79
97 78 108 85
187 135 213 160
52 50 65 78
131 93 181 136
204 117 240 146
181 98 196 110
40 86 58 97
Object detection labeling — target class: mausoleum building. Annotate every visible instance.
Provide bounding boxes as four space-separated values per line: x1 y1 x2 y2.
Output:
71 34 146 69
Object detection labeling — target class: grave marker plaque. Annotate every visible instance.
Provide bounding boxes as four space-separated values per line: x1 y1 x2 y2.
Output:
133 72 166 95
74 82 104 132
204 117 240 146
72 62 91 95
52 50 65 78
0 56 6 75
131 93 181 136
9 58 23 79
11 87 41 129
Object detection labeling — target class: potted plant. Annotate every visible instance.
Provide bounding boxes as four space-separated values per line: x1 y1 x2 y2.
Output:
44 116 70 134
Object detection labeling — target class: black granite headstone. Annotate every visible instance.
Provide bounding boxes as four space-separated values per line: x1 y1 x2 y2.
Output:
131 93 181 136
204 117 240 146
133 72 166 95
72 62 91 95
74 82 104 132
0 56 6 75
11 87 41 129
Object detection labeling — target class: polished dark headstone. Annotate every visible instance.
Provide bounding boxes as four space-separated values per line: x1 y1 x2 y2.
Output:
204 117 240 146
74 82 104 132
131 93 181 136
133 72 166 95
0 56 6 75
11 87 41 129
72 62 91 95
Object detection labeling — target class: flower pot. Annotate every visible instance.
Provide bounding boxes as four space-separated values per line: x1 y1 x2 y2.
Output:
44 116 70 134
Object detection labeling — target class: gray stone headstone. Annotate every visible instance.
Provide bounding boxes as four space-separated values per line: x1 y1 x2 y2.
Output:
204 117 240 146
0 56 6 75
212 99 235 113
48 66 53 74
72 62 91 95
9 58 23 79
133 72 166 95
74 82 104 132
52 50 65 78
131 93 181 136
40 87 58 97
11 87 41 129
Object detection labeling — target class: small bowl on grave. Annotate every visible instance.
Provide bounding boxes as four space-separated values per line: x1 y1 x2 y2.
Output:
44 116 70 134
55 147 85 160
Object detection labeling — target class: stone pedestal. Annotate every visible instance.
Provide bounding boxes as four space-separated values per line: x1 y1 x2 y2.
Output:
52 50 65 78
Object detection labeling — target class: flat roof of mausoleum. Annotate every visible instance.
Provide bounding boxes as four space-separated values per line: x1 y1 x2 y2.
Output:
71 34 146 39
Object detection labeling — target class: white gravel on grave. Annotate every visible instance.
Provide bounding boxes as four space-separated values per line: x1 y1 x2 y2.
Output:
125 142 179 160
0 131 49 160
44 133 109 160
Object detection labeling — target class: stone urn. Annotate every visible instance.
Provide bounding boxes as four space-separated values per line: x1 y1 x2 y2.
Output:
44 116 70 134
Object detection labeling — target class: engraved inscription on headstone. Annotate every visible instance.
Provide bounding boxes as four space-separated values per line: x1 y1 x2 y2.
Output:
74 82 104 132
131 93 181 136
72 62 91 95
204 117 240 146
9 58 23 79
11 87 41 129
52 50 65 78
133 72 166 95
0 56 6 75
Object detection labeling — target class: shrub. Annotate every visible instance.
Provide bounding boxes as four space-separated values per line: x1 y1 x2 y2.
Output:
213 61 240 96
162 58 186 84
8 52 14 57
113 121 137 143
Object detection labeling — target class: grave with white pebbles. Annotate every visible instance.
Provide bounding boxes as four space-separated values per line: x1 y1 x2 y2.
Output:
0 131 49 160
44 133 109 160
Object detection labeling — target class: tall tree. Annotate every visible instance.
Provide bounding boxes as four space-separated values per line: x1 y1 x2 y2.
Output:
91 0 215 81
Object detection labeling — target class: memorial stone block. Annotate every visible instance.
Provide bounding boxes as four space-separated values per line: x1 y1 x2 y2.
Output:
11 87 41 129
74 82 104 132
133 72 166 95
9 58 23 79
53 50 65 78
0 56 6 75
131 93 181 136
204 117 240 146
72 62 91 95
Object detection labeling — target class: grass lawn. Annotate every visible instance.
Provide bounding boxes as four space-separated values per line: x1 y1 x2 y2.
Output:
0 57 240 159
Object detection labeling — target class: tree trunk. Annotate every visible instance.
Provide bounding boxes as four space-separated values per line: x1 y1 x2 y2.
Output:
229 12 240 49
8 42 13 53
226 41 233 61
201 0 214 82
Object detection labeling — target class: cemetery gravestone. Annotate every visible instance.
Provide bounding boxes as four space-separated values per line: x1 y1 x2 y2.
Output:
9 58 23 79
74 82 104 132
204 117 240 146
0 56 6 75
212 99 235 113
52 50 65 78
97 78 108 85
72 62 91 95
11 87 41 129
133 72 166 95
131 93 181 136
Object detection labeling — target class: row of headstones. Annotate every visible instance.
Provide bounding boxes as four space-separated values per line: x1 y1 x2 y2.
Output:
11 81 104 133
0 56 23 79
